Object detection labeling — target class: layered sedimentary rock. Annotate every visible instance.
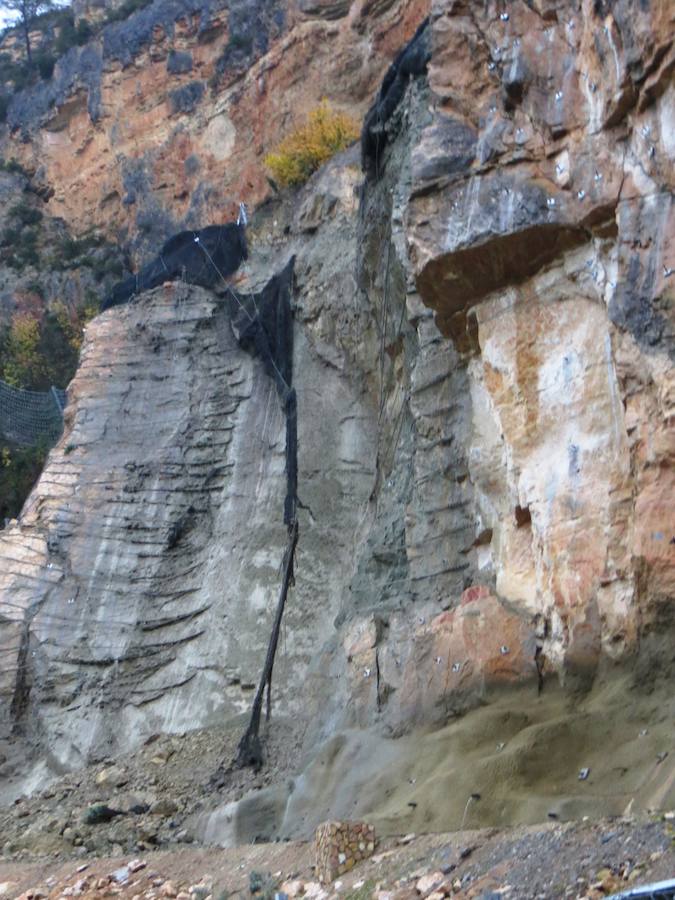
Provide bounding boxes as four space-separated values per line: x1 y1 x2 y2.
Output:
0 144 377 789
0 0 673 837
406 0 675 682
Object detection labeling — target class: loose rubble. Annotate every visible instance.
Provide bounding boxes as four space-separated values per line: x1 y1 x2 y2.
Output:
0 721 303 863
0 816 673 900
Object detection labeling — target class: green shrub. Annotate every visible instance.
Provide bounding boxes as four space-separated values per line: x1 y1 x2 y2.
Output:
53 12 91 54
9 64 34 92
228 32 252 53
92 253 123 282
76 19 93 44
104 0 153 25
248 871 277 899
0 442 48 522
55 14 78 55
33 6 72 34
104 257 123 278
0 51 38 91
18 245 40 268
0 52 14 79
24 280 44 298
9 202 43 227
55 232 103 266
35 50 56 80
38 305 80 385
0 159 29 176
59 236 82 260
264 101 359 188
0 52 26 86
0 227 19 247
6 228 41 271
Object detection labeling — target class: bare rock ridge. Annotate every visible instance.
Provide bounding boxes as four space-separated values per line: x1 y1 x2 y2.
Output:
0 0 674 844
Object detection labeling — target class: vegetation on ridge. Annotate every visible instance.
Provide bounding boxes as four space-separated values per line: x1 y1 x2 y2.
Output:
0 298 96 521
0 176 123 522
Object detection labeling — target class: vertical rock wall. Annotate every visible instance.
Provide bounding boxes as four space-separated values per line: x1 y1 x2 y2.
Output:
0 0 673 825
405 0 674 681
0 261 377 776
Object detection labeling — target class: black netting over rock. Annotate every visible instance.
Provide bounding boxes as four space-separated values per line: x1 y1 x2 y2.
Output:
361 18 430 177
226 258 298 773
228 258 297 525
102 223 247 310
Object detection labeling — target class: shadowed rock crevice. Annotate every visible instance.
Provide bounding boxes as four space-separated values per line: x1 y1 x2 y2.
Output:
361 18 431 177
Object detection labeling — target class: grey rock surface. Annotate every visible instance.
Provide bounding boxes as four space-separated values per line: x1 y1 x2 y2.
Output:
0 0 673 841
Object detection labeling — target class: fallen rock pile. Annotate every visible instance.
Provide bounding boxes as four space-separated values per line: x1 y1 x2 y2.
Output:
0 815 672 900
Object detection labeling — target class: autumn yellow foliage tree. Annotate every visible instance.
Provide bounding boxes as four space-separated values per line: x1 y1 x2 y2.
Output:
264 101 359 188
0 300 98 391
52 300 97 353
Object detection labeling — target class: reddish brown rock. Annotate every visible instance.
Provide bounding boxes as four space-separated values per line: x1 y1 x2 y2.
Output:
2 0 428 259
396 587 537 724
406 0 675 681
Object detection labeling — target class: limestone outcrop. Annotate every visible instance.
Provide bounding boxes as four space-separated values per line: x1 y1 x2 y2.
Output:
0 0 673 840
0 268 374 779
406 0 674 683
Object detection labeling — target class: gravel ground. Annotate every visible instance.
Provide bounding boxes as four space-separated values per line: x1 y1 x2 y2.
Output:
0 815 673 900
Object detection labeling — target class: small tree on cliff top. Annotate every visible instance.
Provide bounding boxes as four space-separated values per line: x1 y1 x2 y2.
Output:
1 0 57 65
264 101 359 188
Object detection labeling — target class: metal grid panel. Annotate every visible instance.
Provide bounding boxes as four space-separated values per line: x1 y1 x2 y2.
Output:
0 379 66 447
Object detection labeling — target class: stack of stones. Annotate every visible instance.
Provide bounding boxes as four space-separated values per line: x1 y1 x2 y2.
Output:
314 821 376 883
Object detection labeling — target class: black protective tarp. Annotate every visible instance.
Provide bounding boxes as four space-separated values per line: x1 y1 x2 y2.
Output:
361 18 431 176
102 223 248 310
229 258 297 526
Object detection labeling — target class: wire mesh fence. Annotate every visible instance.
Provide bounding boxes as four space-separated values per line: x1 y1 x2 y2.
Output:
0 379 66 447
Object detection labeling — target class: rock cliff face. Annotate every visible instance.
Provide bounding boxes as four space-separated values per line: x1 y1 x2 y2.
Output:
406 0 674 682
2 0 427 261
0 0 674 837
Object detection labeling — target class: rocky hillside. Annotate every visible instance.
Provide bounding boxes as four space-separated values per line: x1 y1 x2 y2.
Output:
0 0 673 859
